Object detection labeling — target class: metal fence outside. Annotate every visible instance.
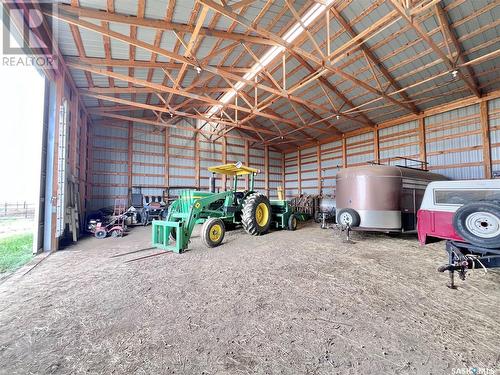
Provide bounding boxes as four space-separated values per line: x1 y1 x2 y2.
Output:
0 202 36 219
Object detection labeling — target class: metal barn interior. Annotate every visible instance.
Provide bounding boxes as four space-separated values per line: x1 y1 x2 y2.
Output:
2 1 500 373
8 0 499 250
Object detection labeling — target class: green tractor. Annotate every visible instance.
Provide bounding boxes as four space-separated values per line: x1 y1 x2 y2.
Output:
152 163 299 253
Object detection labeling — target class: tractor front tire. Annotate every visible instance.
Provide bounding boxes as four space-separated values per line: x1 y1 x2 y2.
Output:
288 214 298 231
242 193 272 235
202 218 226 248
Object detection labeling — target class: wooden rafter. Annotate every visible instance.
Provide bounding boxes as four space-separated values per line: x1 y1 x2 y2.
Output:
434 3 480 95
58 4 277 45
329 5 419 114
387 0 481 98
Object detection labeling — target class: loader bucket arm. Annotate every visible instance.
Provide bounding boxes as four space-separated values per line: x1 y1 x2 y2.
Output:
152 190 233 253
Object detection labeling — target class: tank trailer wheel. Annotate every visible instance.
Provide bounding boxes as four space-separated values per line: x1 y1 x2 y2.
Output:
337 208 360 227
202 218 226 248
288 214 298 231
453 201 500 249
242 193 272 236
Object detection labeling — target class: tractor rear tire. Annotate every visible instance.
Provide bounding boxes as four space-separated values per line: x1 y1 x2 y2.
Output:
242 193 272 235
202 218 226 248
453 201 500 249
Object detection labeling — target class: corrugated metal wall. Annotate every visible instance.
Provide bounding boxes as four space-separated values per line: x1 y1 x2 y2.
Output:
284 98 497 198
346 132 374 167
284 151 298 197
90 123 129 210
249 145 265 191
88 119 284 209
300 146 318 195
320 140 342 195
268 150 282 199
425 104 484 179
379 120 420 165
132 123 165 198
488 98 500 176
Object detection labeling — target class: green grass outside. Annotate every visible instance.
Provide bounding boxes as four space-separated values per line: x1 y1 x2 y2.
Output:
0 233 33 273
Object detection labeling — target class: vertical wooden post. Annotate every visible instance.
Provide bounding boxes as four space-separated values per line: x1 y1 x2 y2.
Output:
282 152 286 200
164 127 169 190
86 121 93 212
418 116 427 165
127 121 133 202
316 144 322 194
342 137 347 168
373 128 380 164
264 145 269 196
70 93 78 175
195 132 200 189
297 148 301 194
245 140 250 190
480 101 492 178
79 113 88 212
50 72 64 252
221 136 227 190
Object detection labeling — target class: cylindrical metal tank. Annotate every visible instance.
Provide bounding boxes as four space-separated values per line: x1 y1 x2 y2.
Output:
319 197 336 214
336 165 446 231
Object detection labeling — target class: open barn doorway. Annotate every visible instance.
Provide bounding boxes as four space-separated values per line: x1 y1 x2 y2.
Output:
0 39 46 274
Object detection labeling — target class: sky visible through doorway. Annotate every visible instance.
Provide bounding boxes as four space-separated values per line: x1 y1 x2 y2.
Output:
0 30 45 203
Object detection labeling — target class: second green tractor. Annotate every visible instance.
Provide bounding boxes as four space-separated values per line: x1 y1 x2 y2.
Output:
152 163 298 253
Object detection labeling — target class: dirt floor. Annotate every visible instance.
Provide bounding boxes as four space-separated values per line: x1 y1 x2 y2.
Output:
0 222 499 374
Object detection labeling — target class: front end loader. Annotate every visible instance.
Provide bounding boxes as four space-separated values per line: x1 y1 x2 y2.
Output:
152 163 298 253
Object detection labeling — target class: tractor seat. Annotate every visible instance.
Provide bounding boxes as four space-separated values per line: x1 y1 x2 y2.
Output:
234 191 245 205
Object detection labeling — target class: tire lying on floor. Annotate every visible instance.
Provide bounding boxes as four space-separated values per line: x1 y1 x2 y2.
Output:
242 193 271 235
453 201 500 249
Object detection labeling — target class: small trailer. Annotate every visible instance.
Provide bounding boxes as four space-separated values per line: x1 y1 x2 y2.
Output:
417 180 500 287
335 162 446 232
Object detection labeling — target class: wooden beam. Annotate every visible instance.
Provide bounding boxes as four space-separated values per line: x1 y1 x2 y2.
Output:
480 101 492 178
245 140 250 190
329 6 419 114
434 3 480 98
289 52 375 127
127 121 133 202
282 152 286 200
297 148 302 194
316 144 322 194
198 0 414 113
373 128 380 163
195 132 200 188
164 127 170 188
58 4 277 45
387 0 481 98
264 145 269 196
221 136 227 190
72 65 311 134
65 56 252 73
342 137 347 168
418 116 427 164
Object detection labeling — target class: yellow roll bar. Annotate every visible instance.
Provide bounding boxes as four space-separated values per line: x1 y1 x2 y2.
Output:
208 163 259 176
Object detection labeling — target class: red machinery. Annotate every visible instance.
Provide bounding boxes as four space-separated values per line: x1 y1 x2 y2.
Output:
417 180 500 247
87 199 127 239
417 180 500 288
